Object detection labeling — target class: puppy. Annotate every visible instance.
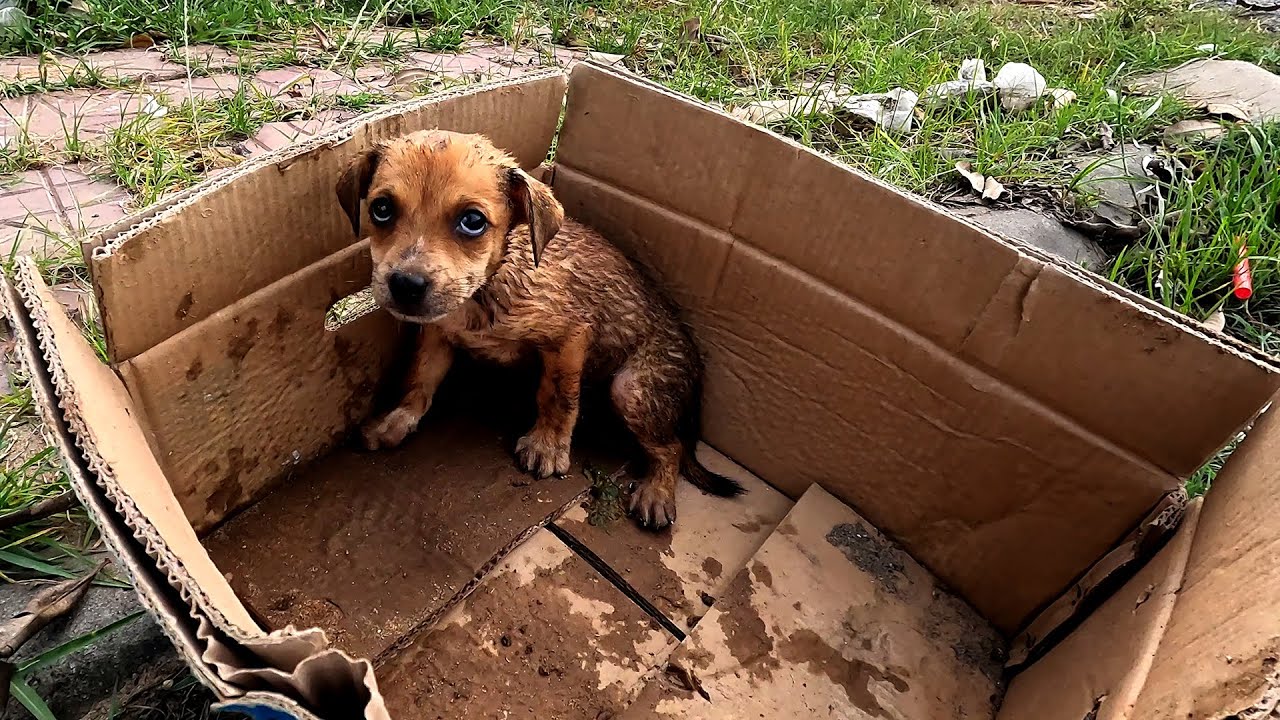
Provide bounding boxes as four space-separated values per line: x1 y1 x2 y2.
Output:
335 129 743 529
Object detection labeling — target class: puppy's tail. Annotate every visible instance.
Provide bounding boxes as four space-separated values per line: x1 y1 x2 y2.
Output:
681 450 746 497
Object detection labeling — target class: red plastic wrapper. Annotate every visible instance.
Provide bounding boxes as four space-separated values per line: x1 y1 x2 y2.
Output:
1234 241 1253 301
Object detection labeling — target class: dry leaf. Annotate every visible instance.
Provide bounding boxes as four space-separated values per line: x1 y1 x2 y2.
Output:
128 32 155 49
67 0 91 15
387 68 436 87
1099 121 1115 150
312 23 334 52
1205 102 1252 122
1204 310 1226 333
587 51 625 66
1163 119 1225 143
955 161 987 194
682 17 701 43
0 561 105 659
730 96 832 125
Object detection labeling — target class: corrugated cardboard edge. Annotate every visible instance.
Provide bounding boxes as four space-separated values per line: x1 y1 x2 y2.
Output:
2 258 389 720
1007 487 1188 667
569 63 1278 373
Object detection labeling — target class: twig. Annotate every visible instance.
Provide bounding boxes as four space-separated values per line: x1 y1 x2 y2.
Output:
0 491 78 532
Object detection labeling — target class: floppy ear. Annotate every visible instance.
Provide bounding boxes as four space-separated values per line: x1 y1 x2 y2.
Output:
335 146 382 237
507 168 564 268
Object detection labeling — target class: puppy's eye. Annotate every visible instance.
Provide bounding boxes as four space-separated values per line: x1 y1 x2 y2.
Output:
369 197 395 226
456 209 489 238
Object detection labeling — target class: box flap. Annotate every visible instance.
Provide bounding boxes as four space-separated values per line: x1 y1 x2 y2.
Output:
553 62 1279 631
3 258 389 720
618 484 1004 718
91 71 567 363
119 241 397 532
1127 400 1280 718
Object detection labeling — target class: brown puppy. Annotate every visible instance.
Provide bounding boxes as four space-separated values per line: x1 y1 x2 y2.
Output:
335 129 743 529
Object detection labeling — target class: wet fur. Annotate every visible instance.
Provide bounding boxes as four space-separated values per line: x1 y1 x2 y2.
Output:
336 129 743 530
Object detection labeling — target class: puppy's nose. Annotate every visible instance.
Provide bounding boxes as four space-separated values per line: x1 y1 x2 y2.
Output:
387 271 430 307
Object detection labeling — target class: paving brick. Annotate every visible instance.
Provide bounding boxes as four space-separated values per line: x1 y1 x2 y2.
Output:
0 48 186 87
403 43 583 83
167 44 243 72
237 108 358 158
147 73 246 104
251 66 364 100
0 88 158 150
0 165 132 256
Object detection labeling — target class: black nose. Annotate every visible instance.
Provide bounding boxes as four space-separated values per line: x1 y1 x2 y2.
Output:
387 271 430 307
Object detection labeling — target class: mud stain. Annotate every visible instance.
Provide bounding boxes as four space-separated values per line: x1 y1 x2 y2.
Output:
175 291 194 321
227 318 261 366
778 628 910 717
751 561 774 590
702 557 723 581
714 571 778 680
186 357 204 381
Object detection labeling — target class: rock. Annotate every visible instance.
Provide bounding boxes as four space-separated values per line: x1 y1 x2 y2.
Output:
1129 59 1280 123
993 62 1047 112
953 206 1107 270
0 582 174 719
1071 145 1158 234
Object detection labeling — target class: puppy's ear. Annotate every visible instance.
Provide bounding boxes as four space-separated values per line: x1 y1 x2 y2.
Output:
507 168 564 268
336 146 382 237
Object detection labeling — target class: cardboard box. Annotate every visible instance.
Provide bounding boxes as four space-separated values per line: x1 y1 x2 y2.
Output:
7 62 1280 719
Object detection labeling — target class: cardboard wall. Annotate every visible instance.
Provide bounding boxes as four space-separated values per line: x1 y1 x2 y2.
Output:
91 73 567 364
552 64 1280 632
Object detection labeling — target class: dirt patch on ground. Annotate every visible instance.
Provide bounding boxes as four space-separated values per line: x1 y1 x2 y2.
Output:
778 628 911 716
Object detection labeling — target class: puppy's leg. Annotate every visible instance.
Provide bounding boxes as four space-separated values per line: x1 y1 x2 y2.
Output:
516 331 588 478
363 324 454 450
611 341 694 531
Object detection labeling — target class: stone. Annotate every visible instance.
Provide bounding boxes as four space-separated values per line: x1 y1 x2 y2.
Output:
0 165 132 255
1130 59 1280 123
0 581 173 720
953 206 1107 270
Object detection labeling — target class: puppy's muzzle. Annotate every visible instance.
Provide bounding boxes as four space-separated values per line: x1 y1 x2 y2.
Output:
387 270 431 312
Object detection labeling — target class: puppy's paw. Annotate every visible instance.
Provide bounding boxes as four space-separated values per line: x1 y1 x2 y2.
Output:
629 480 677 531
362 407 421 451
515 429 571 478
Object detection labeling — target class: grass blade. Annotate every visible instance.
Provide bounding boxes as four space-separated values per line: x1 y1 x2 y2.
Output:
0 549 76 579
19 610 146 674
10 676 56 720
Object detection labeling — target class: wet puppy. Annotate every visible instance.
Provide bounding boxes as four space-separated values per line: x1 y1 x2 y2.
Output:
335 129 743 529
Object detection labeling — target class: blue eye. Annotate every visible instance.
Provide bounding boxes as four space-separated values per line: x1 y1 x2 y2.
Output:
456 209 488 238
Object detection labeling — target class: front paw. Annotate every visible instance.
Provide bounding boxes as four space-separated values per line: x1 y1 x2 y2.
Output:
362 407 421 451
515 429 571 478
629 480 677 530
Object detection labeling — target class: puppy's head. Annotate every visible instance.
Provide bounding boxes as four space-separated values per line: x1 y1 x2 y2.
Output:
335 129 563 322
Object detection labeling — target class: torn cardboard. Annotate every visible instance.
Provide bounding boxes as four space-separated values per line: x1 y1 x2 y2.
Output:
7 61 1280 718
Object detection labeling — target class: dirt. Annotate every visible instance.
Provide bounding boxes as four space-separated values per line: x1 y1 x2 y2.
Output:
825 521 908 594
700 556 722 580
202 384 595 660
925 588 1008 686
377 542 675 719
711 570 778 680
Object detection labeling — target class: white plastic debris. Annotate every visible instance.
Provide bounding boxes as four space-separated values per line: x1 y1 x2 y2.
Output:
1046 88 1077 111
959 58 988 85
840 88 919 132
1197 43 1218 53
730 96 834 125
922 80 996 108
0 0 27 33
993 63 1047 112
1204 310 1226 333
